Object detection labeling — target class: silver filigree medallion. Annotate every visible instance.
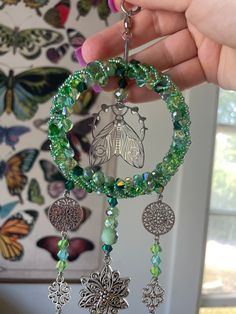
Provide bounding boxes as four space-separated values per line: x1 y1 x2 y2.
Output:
48 192 83 232
142 278 164 313
142 198 175 236
79 256 130 313
48 274 71 313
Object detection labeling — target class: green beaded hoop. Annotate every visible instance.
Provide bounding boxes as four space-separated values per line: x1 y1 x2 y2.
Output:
49 57 191 199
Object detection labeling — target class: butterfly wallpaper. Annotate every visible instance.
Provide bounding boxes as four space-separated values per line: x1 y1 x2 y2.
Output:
0 0 118 282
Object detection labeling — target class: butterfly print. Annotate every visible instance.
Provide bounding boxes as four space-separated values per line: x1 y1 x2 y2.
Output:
0 67 70 120
35 117 95 162
46 28 85 64
0 0 48 16
37 236 94 261
0 125 30 149
28 178 45 205
0 149 39 203
0 24 64 59
0 210 38 261
39 159 87 200
44 0 70 28
0 201 18 219
77 0 110 26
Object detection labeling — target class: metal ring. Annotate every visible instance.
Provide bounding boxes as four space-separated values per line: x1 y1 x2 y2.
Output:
121 0 141 16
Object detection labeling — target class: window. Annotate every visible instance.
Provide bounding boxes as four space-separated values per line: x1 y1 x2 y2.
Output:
200 89 236 311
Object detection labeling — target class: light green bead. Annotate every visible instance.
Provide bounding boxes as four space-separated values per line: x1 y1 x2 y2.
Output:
101 227 118 245
105 216 118 229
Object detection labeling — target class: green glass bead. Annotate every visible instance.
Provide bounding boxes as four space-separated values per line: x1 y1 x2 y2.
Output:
73 166 83 176
58 239 69 249
133 174 143 186
48 123 62 138
151 243 162 254
58 118 73 132
105 176 115 186
64 97 74 107
150 265 161 277
114 88 128 100
101 227 118 245
106 206 119 217
64 148 75 158
105 216 118 228
77 82 87 92
108 197 118 207
102 244 113 254
62 85 71 95
115 66 126 77
64 180 75 190
106 64 116 76
116 178 125 188
56 260 67 272
83 167 94 180
92 171 105 186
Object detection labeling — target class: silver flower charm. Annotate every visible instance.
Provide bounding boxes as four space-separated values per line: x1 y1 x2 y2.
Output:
79 260 130 314
142 278 164 313
48 274 71 313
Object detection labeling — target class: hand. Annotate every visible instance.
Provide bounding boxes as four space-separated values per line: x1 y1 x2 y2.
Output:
81 0 236 102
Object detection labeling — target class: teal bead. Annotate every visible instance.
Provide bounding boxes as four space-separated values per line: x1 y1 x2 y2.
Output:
102 244 113 254
73 165 83 176
77 82 87 92
64 180 75 190
64 97 74 107
108 197 118 207
57 249 69 261
56 260 67 272
118 78 127 88
151 254 161 266
101 227 118 245
58 239 69 249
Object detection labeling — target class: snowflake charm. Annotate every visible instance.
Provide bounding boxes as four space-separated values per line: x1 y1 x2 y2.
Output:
142 278 164 313
48 274 71 313
79 259 130 314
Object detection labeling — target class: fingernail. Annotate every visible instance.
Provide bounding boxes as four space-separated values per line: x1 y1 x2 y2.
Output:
92 84 102 93
75 47 87 67
108 0 119 13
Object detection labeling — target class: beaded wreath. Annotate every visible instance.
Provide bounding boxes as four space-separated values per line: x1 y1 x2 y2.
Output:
49 57 191 199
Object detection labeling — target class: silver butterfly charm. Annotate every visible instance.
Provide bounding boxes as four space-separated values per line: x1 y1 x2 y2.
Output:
89 102 147 168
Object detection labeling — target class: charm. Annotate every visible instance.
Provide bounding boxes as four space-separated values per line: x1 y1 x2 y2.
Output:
142 197 175 236
142 195 175 313
48 191 83 232
79 255 130 313
89 102 147 168
48 273 71 314
142 278 164 314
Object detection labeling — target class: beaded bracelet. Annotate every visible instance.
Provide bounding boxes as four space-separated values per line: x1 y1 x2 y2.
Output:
49 57 191 199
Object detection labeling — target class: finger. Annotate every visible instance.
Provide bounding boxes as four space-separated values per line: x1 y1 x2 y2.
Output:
130 28 197 71
126 57 206 103
111 0 190 12
82 9 186 62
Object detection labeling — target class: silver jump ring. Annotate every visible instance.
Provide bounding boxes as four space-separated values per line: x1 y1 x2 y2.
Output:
121 0 141 16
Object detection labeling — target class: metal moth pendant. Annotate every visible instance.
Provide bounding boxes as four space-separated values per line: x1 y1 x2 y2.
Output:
89 101 147 168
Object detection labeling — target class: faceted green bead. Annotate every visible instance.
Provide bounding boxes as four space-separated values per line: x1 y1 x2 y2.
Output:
106 206 119 217
58 118 73 132
116 178 125 188
64 97 74 107
58 239 69 249
64 180 75 190
56 260 67 272
118 78 127 88
48 123 62 138
77 82 87 92
108 197 118 207
64 148 75 158
133 174 143 187
73 166 83 176
114 88 128 101
151 243 162 254
61 85 71 95
93 171 105 186
101 227 118 245
150 265 161 277
102 244 113 254
83 167 94 180
105 216 118 228
105 176 115 186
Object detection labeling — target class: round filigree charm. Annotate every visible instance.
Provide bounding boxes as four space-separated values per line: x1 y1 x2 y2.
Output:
142 200 175 236
48 195 83 232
